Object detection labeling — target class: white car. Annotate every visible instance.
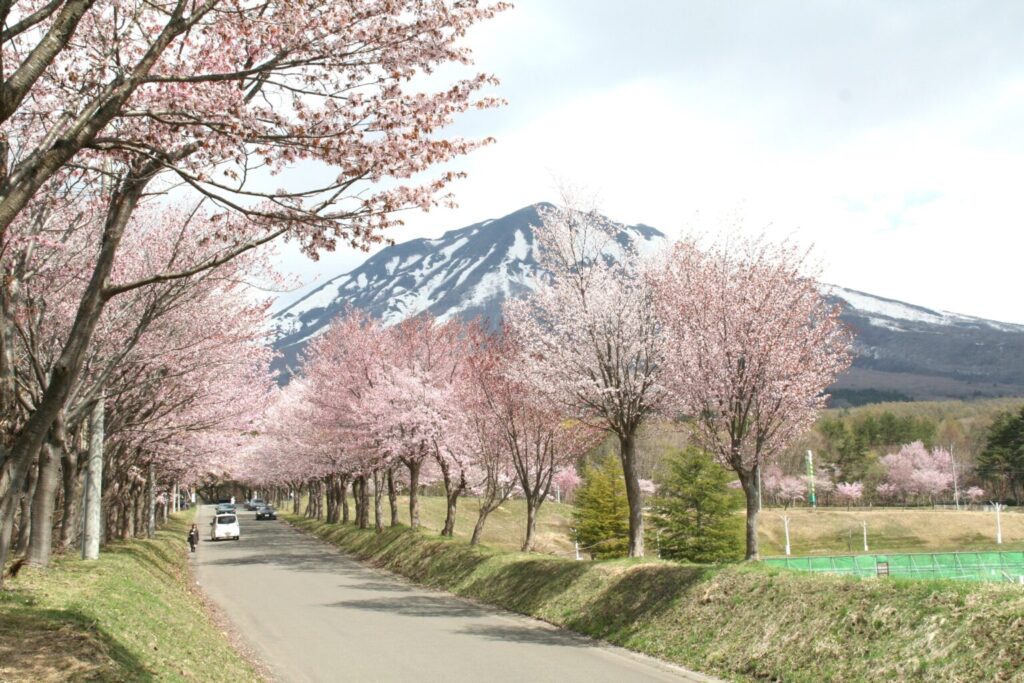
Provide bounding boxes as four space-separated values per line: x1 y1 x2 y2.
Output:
210 513 240 541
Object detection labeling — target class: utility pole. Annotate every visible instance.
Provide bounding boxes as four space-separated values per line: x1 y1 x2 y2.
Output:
781 515 792 556
806 450 817 508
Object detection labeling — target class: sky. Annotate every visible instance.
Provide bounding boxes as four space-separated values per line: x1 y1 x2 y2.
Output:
273 1 1024 324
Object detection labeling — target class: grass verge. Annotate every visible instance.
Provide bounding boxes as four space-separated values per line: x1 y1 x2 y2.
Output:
286 513 1024 682
0 511 260 682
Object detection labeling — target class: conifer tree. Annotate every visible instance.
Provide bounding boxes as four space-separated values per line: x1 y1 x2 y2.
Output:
572 453 630 559
650 448 744 563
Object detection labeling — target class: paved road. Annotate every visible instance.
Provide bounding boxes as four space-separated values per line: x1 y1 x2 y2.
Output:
193 504 716 683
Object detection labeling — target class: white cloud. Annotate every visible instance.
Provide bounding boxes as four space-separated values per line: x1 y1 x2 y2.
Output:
272 1 1024 324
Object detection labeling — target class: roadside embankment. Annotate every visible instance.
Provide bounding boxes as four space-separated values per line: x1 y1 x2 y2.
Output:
287 514 1024 682
0 510 260 682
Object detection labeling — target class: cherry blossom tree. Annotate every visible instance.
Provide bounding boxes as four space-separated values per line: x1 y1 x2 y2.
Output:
776 476 807 509
463 324 598 550
0 0 507 576
651 236 853 560
5 203 276 569
504 199 664 556
880 441 954 506
459 324 518 545
552 467 582 504
965 486 985 505
835 482 864 510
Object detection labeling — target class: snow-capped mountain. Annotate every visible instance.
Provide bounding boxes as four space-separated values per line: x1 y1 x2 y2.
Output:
272 203 661 357
273 204 1024 403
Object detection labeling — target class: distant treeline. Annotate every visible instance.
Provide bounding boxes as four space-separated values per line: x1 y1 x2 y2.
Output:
805 397 1024 503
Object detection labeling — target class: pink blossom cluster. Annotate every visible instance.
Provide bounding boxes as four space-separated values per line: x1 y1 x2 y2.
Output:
879 441 955 503
246 312 597 547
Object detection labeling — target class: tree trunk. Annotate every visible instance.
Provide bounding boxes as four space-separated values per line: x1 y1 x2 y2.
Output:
471 507 491 546
13 455 39 554
439 464 465 538
27 427 64 567
324 477 335 523
741 471 761 561
356 476 369 530
58 446 82 550
292 486 301 515
619 431 645 557
304 481 314 518
133 487 143 537
146 462 156 539
387 468 399 527
340 476 350 524
406 460 422 529
522 498 540 552
373 471 383 532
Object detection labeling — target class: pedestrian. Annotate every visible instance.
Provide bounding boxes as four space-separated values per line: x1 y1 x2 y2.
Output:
187 523 199 553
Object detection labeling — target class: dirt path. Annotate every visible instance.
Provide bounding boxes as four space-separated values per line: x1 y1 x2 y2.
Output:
192 504 717 683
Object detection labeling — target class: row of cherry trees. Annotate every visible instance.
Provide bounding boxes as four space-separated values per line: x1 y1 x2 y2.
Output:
764 441 985 508
246 312 597 552
0 0 508 581
254 200 853 561
3 203 276 571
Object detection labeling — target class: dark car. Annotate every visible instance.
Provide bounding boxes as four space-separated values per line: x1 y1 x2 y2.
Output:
255 505 277 520
245 498 266 511
215 502 236 515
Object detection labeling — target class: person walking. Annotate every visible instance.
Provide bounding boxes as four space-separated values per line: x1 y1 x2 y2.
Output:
187 524 200 553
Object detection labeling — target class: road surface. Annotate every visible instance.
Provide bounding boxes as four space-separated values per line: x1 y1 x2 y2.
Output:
193 504 717 683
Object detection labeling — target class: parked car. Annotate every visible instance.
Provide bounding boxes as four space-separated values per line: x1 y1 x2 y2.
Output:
210 513 240 541
255 505 277 520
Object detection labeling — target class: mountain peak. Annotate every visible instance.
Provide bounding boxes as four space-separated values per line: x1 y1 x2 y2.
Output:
272 205 1024 403
273 203 664 353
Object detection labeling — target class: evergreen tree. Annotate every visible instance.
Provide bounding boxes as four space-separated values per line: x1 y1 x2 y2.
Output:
650 447 744 563
978 406 1024 504
572 453 630 559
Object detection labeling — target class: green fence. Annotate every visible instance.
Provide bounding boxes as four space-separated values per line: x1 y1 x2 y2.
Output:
763 551 1024 583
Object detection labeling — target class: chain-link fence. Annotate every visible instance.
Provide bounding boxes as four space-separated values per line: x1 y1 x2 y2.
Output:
763 551 1024 583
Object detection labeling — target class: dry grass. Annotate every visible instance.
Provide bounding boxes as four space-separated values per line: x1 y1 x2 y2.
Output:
290 493 577 555
397 495 576 555
298 492 1024 559
758 506 1024 556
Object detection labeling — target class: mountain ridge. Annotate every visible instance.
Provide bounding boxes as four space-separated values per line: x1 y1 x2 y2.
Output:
272 204 1024 404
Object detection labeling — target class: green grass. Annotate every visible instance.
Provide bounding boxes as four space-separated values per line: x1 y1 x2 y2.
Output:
0 511 259 682
287 513 1024 683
